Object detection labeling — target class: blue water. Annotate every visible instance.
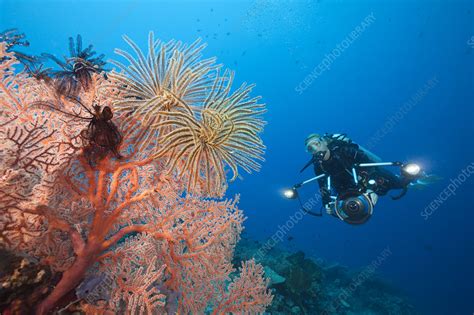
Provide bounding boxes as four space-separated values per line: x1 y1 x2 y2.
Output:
2 0 473 314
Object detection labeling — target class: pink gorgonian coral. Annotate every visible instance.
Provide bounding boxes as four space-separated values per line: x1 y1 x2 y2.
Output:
0 35 272 315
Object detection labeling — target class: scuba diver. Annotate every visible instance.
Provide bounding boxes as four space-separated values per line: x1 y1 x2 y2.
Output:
284 133 428 225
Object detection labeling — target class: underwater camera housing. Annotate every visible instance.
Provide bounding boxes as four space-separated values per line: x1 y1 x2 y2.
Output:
334 190 374 225
284 161 422 225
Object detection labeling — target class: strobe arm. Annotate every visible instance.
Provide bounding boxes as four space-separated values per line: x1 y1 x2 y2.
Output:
285 173 327 217
355 161 421 179
293 173 326 189
351 161 404 185
356 161 403 168
283 173 326 201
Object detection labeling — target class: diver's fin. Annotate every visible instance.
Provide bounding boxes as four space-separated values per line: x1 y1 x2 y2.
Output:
409 174 442 190
420 174 442 184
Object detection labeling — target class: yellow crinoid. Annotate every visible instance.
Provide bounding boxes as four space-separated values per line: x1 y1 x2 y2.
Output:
111 32 265 196
110 31 217 128
154 70 266 196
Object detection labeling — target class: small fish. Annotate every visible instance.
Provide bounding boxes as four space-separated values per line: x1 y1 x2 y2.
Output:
287 236 294 241
76 274 108 300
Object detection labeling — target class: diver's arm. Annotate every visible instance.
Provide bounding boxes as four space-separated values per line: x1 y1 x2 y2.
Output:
392 172 415 190
338 142 410 194
368 166 413 199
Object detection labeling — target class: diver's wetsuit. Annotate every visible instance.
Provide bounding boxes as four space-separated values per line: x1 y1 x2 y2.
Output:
313 139 408 207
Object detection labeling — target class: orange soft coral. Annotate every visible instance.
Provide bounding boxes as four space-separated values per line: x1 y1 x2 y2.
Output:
0 37 272 315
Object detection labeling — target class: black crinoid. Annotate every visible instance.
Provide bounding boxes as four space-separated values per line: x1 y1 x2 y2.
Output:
42 35 108 97
32 95 122 166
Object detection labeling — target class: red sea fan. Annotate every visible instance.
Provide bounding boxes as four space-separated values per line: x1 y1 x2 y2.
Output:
214 259 274 314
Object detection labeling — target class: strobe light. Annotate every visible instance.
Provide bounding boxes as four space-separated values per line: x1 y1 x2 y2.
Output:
402 163 421 178
283 187 298 199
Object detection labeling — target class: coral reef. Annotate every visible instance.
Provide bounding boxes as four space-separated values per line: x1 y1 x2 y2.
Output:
0 32 271 314
234 238 418 315
0 249 54 313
